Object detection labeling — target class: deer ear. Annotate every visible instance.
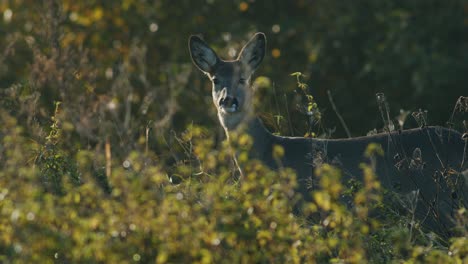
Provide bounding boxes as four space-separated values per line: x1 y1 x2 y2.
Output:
238 32 266 71
189 35 219 74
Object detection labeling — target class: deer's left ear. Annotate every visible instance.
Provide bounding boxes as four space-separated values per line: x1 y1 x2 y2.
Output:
238 32 266 71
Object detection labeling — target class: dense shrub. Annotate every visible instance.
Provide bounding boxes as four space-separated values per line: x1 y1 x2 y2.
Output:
1 114 467 262
0 0 467 263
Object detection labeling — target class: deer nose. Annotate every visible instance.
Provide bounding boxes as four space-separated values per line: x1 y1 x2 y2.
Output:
219 96 239 109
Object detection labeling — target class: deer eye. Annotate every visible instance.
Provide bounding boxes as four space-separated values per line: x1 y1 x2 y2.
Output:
239 78 246 84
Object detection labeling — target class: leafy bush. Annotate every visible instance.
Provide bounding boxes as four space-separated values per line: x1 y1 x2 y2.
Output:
0 1 467 263
1 114 467 262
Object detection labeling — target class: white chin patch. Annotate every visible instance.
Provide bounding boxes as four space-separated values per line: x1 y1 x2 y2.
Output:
221 104 238 114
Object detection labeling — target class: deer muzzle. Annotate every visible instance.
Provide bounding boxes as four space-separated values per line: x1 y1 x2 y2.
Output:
219 96 239 113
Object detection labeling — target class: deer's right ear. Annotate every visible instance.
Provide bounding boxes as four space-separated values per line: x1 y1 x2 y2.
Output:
189 35 219 74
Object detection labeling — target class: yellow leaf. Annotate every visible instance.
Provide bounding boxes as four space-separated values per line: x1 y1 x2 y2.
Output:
272 48 281 58
239 2 249 12
92 7 103 21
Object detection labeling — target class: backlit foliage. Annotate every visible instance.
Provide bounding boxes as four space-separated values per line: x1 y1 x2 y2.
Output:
0 0 467 263
1 109 467 262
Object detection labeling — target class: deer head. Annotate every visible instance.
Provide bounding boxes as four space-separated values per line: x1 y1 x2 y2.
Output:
189 33 266 131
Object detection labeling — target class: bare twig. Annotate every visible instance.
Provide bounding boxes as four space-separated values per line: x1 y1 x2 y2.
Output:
105 136 112 179
283 94 293 136
327 90 351 138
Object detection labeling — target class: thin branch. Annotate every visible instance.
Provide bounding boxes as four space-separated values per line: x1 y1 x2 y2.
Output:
283 94 294 136
327 90 351 138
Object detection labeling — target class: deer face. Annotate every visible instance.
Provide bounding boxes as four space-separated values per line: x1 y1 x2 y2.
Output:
189 33 266 130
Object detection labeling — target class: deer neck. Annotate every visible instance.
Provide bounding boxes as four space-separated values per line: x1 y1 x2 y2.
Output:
223 113 272 162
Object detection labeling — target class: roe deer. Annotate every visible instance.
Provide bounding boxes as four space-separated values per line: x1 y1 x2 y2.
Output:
189 32 467 237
